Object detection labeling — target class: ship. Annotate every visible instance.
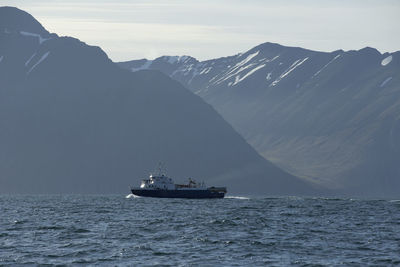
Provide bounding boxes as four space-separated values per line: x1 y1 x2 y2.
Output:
130 169 227 199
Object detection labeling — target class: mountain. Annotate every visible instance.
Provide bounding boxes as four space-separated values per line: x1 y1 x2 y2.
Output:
118 43 400 197
0 7 318 195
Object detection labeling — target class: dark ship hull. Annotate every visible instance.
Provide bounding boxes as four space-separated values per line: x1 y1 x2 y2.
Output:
131 188 225 199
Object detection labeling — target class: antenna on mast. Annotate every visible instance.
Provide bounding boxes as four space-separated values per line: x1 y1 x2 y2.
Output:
156 162 166 176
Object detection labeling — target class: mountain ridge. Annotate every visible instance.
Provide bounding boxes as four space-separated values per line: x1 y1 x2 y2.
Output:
118 41 400 197
0 6 320 196
0 6 50 36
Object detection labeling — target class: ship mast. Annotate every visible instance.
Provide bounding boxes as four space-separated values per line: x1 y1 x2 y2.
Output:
155 162 166 176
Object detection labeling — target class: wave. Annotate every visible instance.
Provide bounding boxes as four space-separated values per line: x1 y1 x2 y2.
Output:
125 194 140 199
225 196 250 200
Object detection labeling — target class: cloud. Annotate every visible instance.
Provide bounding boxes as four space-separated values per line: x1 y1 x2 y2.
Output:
38 18 264 60
2 0 400 61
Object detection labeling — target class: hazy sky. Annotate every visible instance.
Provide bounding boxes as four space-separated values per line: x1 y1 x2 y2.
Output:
3 0 400 61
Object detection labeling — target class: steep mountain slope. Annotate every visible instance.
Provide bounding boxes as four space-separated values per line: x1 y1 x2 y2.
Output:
0 7 317 195
119 43 400 197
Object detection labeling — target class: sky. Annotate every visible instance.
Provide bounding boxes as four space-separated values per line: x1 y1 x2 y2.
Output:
2 0 400 61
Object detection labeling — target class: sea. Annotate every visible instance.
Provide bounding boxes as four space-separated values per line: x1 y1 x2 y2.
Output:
0 195 399 266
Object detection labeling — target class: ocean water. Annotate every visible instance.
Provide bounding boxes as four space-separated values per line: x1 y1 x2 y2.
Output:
0 195 399 266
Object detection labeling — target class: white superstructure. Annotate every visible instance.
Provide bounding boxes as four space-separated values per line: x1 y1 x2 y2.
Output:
140 174 175 190
139 174 206 190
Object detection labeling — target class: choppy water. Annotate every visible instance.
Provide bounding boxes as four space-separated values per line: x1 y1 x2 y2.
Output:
1 195 399 266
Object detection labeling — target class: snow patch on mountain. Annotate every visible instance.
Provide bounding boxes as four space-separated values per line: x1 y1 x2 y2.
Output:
20 31 50 44
272 55 280 61
281 58 308 79
212 51 260 85
381 55 393 66
165 56 189 64
131 60 152 72
270 57 308 87
27 51 50 74
179 63 196 77
169 61 211 84
188 66 200 84
25 53 36 66
313 54 341 77
239 51 259 66
199 67 212 75
380 77 392 87
232 64 266 86
216 64 254 85
171 68 182 77
264 55 280 63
